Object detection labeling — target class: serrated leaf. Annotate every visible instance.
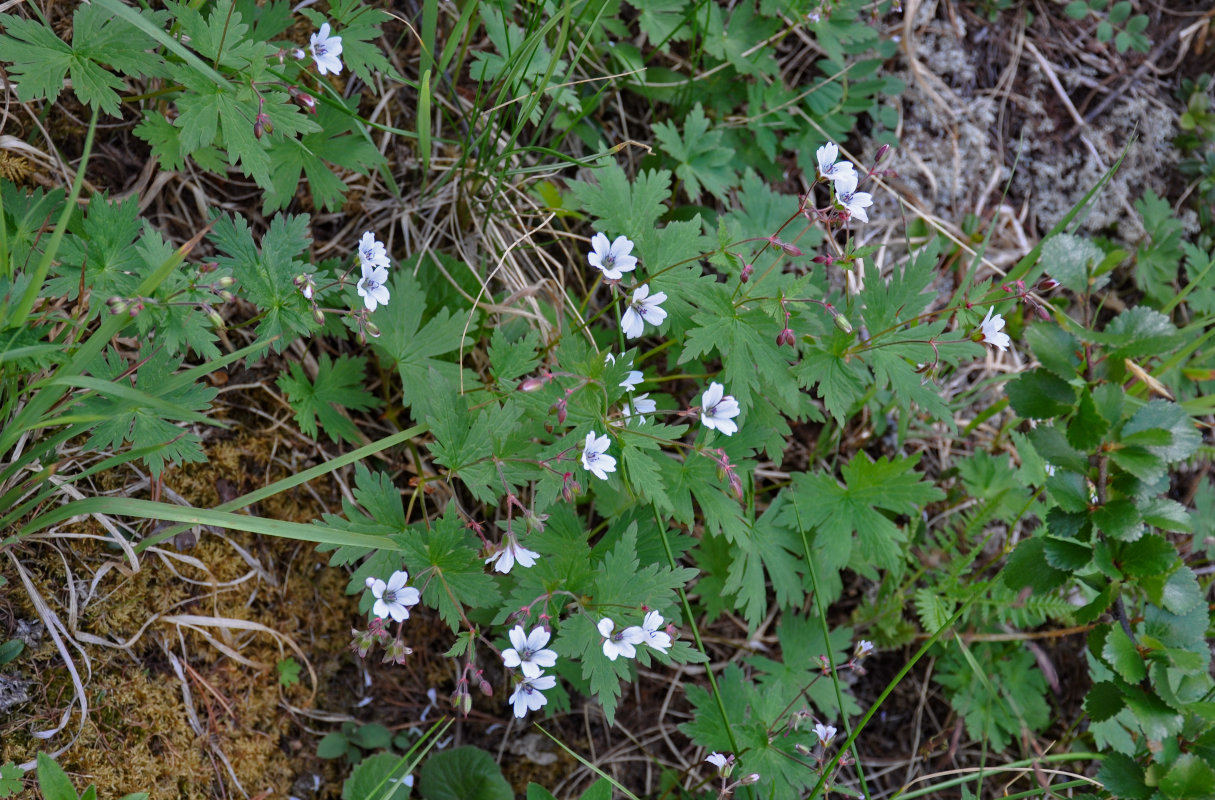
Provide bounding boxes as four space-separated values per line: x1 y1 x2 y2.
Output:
1043 233 1107 293
488 328 541 383
652 103 737 203
1096 752 1151 799
1159 754 1215 800
1117 533 1179 577
1157 567 1204 616
568 159 671 244
1123 685 1184 740
1122 401 1201 464
1067 388 1109 450
1093 499 1143 541
277 354 381 445
1004 537 1069 592
1006 369 1077 418
1102 625 1145 683
1046 470 1092 513
914 587 955 632
1026 324 1082 377
1097 306 1183 361
398 503 500 632
1043 536 1093 570
1084 681 1125 723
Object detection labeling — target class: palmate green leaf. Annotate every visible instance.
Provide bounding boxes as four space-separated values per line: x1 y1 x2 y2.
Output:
168 0 271 70
859 238 940 332
0 3 168 116
399 503 500 632
264 98 385 212
0 762 22 798
79 347 217 479
277 354 381 445
719 494 805 630
782 453 943 578
748 614 860 718
794 332 869 424
702 2 780 77
371 270 473 419
488 327 541 384
210 212 316 350
934 645 1050 752
627 0 693 47
316 464 408 585
49 193 143 302
425 381 495 503
568 160 672 247
652 103 737 203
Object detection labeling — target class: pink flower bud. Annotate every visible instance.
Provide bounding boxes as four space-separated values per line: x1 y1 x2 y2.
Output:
518 377 545 392
1038 277 1059 291
479 679 493 696
776 328 795 347
740 263 754 283
769 236 802 257
874 143 891 164
313 308 326 325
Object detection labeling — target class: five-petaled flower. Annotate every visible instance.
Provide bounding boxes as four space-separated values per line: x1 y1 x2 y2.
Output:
816 142 857 184
705 752 735 776
587 233 638 281
581 432 617 480
832 170 874 223
485 533 540 574
700 382 741 436
814 722 838 746
501 625 558 679
598 617 644 661
309 23 344 76
621 284 668 339
508 673 557 718
639 610 672 653
978 307 1010 352
365 570 420 623
358 231 389 269
357 260 390 312
855 640 874 659
621 393 656 427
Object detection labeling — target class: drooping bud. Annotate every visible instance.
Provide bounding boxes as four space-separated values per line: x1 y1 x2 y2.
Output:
478 679 493 696
364 321 381 338
833 313 853 334
769 236 802 257
206 309 225 329
107 296 129 315
313 308 326 326
518 377 546 392
738 774 761 786
1038 277 1059 291
218 290 235 302
198 261 218 274
776 328 796 347
740 263 754 283
216 275 236 288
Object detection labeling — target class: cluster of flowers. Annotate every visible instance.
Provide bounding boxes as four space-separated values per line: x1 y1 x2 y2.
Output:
355 231 392 312
353 569 422 664
815 142 873 223
705 752 761 792
502 625 560 718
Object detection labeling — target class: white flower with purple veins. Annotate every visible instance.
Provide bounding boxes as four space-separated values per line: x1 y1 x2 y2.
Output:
816 141 857 184
605 352 644 390
979 307 1011 352
309 22 344 76
598 617 645 661
706 752 735 776
587 233 638 280
832 169 873 223
365 570 420 623
501 625 558 678
621 284 668 339
855 640 874 659
581 431 616 480
814 723 838 746
357 231 389 269
622 393 656 426
700 382 741 436
508 673 557 718
485 533 539 574
356 260 390 312
639 610 672 653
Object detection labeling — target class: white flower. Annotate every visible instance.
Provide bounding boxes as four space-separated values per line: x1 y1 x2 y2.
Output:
855 640 874 659
581 431 616 480
587 233 638 280
816 142 857 184
705 752 734 776
508 673 557 718
639 610 671 653
365 570 420 623
309 22 344 76
292 48 306 60
485 534 539 574
979 307 1011 352
700 382 741 436
502 625 558 679
598 617 644 661
814 722 838 745
357 260 390 312
620 370 643 391
832 170 873 223
621 284 668 339
621 393 656 427
357 231 389 269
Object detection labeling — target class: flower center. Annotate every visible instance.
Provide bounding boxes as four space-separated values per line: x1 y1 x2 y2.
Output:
362 278 380 291
315 43 328 56
586 451 598 463
382 589 398 604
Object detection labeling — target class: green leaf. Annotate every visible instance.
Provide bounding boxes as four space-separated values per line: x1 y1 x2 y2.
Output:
1026 324 1083 378
1098 306 1183 361
398 503 501 632
1084 681 1125 723
702 2 780 77
35 754 76 800
1117 534 1179 577
1046 470 1092 513
488 327 541 383
1123 685 1184 740
1067 388 1110 451
316 732 350 759
1101 624 1145 683
343 752 412 800
1159 754 1215 799
1006 369 1076 418
1122 401 1201 465
652 103 737 203
1004 537 1069 592
1064 0 1090 19
568 159 671 243
277 354 381 445
1027 424 1090 474
0 763 24 799
1151 567 1205 616
1139 498 1191 532
526 784 559 800
372 269 473 418
1096 752 1151 799
1042 536 1093 570
914 587 955 632
794 335 868 425
276 657 301 687
1042 232 1107 293
1092 499 1144 541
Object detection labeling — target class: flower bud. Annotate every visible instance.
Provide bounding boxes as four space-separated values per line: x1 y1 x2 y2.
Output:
794 743 811 756
457 692 473 716
107 296 129 315
739 773 760 786
198 261 218 274
1038 277 1059 291
218 290 235 302
833 313 853 334
216 275 236 288
364 321 381 338
874 143 891 164
207 310 225 329
518 377 545 392
313 308 326 326
254 118 265 140
769 236 802 257
479 679 493 696
776 328 795 347
740 263 753 283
